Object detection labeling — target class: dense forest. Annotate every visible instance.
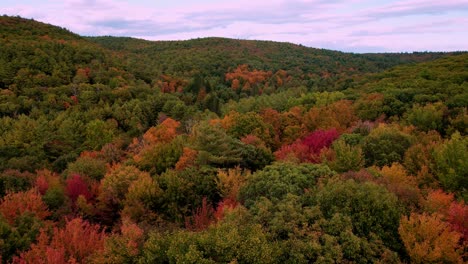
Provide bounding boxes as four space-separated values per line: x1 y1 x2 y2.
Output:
0 15 467 263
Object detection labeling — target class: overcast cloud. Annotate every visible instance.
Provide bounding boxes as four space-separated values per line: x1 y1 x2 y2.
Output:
1 0 467 52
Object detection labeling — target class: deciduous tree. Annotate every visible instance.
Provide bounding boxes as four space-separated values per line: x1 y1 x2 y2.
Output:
14 218 106 264
0 189 49 224
399 213 464 264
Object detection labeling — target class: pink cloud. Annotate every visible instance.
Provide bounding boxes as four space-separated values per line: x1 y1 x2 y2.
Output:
0 0 467 52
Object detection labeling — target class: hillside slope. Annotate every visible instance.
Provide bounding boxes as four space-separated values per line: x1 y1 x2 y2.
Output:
0 15 459 93
88 36 454 84
350 53 468 108
0 16 131 90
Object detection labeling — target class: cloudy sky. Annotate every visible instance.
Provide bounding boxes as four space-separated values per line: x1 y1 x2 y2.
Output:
1 0 467 52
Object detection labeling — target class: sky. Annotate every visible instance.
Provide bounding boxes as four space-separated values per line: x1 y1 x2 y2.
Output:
1 0 468 53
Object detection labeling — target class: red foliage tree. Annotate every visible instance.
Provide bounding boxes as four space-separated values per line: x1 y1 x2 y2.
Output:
65 174 91 203
274 142 309 163
35 169 62 195
213 197 239 221
0 189 50 224
302 128 340 155
35 175 49 195
185 197 215 231
447 202 468 243
274 128 339 163
14 218 106 264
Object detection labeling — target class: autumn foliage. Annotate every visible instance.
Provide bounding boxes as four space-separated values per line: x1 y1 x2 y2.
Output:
142 118 180 145
1 16 468 263
225 64 272 93
13 218 106 264
185 197 215 231
65 174 92 204
399 213 464 264
377 163 421 208
423 189 455 215
447 202 468 242
0 189 49 224
175 147 198 171
157 75 187 93
275 128 339 163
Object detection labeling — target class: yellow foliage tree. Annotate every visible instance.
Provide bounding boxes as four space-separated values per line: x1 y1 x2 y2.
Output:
216 167 249 200
399 213 464 264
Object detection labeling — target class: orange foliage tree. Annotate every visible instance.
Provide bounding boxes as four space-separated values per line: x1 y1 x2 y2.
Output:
304 100 358 133
260 108 282 148
398 213 464 264
216 167 248 201
142 118 180 146
13 218 106 264
423 189 454 215
377 163 421 209
422 189 468 243
157 75 187 93
225 64 272 94
0 189 49 224
99 165 162 223
130 118 180 161
175 147 198 171
279 106 306 145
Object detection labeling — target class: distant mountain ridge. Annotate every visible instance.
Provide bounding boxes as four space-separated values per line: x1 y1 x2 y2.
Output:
1 15 462 91
87 35 459 82
2 15 465 112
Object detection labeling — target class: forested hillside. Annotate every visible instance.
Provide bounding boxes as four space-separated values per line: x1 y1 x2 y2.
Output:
0 16 467 263
88 36 454 89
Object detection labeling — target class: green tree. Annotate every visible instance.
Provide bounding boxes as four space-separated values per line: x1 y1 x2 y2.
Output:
250 194 325 263
238 163 334 208
362 124 412 167
354 93 385 121
157 167 219 222
192 122 244 167
84 119 117 150
314 178 402 252
0 213 43 263
406 102 446 132
227 111 274 147
66 156 107 181
139 207 279 264
136 136 184 175
433 132 468 199
328 138 364 173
